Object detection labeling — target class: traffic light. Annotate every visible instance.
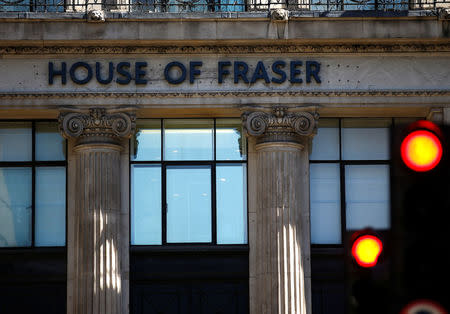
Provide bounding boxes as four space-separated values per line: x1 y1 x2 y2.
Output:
400 120 443 172
351 234 383 268
391 120 450 314
346 228 390 314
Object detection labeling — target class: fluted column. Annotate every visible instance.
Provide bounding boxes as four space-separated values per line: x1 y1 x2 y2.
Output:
59 108 136 314
243 107 318 314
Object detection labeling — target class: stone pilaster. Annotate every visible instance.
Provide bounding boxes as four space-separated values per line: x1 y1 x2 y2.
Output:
59 108 136 314
243 107 318 314
444 107 450 125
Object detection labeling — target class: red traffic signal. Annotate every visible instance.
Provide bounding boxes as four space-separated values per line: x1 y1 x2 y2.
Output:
351 234 383 268
400 299 448 314
400 120 443 172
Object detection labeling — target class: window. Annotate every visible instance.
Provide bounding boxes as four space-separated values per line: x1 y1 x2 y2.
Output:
0 121 66 247
0 0 245 13
130 118 247 245
310 0 408 11
309 118 391 245
0 0 64 12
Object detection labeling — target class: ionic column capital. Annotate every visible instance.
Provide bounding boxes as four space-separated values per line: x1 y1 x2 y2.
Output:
242 107 319 146
58 107 136 148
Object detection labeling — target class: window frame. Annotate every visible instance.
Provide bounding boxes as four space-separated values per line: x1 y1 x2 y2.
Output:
129 118 249 248
0 119 68 249
310 118 393 248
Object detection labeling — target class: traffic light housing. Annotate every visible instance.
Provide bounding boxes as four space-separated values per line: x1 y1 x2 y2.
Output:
391 120 450 313
346 228 390 314
400 120 443 172
347 120 449 314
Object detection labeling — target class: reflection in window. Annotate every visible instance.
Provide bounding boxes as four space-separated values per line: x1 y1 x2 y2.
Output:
0 0 65 12
167 166 212 243
341 119 390 160
217 164 247 244
164 119 213 161
310 0 408 10
0 122 32 162
130 118 247 245
216 119 247 161
130 0 245 12
131 119 161 161
345 165 390 230
0 121 66 248
36 122 66 161
310 163 341 244
35 167 66 246
0 167 32 247
132 165 162 245
310 119 339 161
310 118 391 245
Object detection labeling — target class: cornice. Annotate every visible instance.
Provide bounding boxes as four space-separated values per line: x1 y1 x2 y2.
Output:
1 90 450 99
1 43 450 55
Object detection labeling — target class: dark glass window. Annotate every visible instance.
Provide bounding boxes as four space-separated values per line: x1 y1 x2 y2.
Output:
0 121 67 248
130 118 247 245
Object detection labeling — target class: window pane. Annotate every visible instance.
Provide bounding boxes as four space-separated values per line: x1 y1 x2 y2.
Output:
218 0 245 11
341 119 390 160
131 119 161 161
345 165 390 230
34 0 65 12
0 0 30 12
131 165 162 245
35 167 66 246
0 122 32 162
35 122 66 161
216 119 247 161
216 164 247 244
164 119 213 161
310 119 340 161
0 167 32 247
167 166 211 243
310 163 341 244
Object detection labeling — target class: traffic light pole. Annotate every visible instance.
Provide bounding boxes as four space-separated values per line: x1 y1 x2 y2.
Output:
390 121 450 313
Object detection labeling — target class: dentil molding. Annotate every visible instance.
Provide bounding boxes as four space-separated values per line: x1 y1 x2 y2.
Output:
2 90 450 100
1 43 450 55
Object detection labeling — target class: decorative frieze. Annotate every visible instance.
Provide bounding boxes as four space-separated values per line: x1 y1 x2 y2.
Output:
2 43 450 55
242 107 318 145
3 90 450 100
59 108 136 146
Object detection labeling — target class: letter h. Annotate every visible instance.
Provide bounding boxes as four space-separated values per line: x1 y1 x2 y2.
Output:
49 62 67 85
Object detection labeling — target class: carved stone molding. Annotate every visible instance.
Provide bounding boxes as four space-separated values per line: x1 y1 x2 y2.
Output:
438 8 450 20
242 107 318 145
58 107 136 147
270 8 289 21
87 9 106 22
2 90 450 100
2 43 450 55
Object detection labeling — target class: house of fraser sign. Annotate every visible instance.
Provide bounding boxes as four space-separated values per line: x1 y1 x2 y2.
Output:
48 60 322 86
1 56 449 97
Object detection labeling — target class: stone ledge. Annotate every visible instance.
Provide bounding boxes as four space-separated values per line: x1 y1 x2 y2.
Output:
0 9 440 21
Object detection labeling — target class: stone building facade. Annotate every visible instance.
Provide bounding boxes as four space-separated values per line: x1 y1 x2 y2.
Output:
1 4 450 314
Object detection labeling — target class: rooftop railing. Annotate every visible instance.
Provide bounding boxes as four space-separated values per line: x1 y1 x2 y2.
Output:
0 0 448 13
